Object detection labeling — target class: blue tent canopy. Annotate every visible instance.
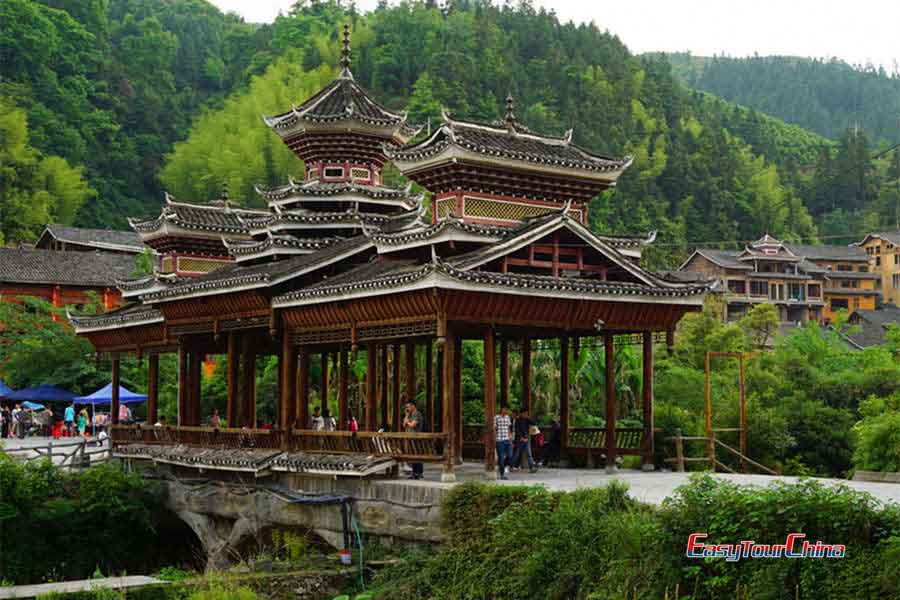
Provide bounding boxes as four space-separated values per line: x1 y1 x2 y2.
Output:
74 383 147 405
0 380 13 398
22 401 45 410
7 384 76 403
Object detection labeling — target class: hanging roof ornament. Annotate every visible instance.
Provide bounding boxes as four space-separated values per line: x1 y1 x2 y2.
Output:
504 93 516 131
339 23 353 79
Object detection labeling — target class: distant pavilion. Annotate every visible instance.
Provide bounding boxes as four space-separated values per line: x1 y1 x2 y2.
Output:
71 26 707 479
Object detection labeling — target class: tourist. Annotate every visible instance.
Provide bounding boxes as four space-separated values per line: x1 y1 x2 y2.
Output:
78 408 88 437
348 412 359 432
311 406 324 430
42 407 54 437
512 410 538 473
322 407 336 431
64 401 75 436
403 400 424 480
210 408 221 429
494 406 513 479
542 418 562 466
0 405 8 438
119 402 131 424
154 415 167 427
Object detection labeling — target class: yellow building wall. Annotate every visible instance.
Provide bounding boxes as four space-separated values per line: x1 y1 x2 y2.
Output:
861 239 900 306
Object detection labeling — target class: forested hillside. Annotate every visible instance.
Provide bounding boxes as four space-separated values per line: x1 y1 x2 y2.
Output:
667 53 900 143
3 0 899 267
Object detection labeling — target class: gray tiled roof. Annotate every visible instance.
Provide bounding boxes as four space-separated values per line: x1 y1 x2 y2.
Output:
38 226 143 253
785 243 868 261
0 248 136 287
845 305 900 348
387 117 631 173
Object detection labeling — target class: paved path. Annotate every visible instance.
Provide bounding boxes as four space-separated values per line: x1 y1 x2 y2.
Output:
391 462 900 506
0 576 166 599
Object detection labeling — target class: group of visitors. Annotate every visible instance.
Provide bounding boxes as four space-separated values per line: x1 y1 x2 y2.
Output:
0 401 98 439
493 406 561 479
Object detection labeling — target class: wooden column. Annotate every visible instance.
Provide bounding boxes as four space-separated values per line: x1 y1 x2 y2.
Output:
425 342 433 432
392 345 401 430
339 350 349 429
379 345 388 429
572 336 580 361
666 327 675 356
560 335 570 455
405 341 416 404
226 332 239 426
111 357 121 426
242 337 256 428
147 354 159 425
177 345 188 426
298 348 309 428
189 351 202 426
499 340 509 408
319 352 329 414
521 337 532 412
641 331 654 470
483 328 497 477
280 334 297 432
454 335 463 463
441 330 456 482
604 333 616 473
435 347 444 433
365 344 377 431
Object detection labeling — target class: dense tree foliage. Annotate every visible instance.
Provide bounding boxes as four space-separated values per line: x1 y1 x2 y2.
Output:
371 478 900 599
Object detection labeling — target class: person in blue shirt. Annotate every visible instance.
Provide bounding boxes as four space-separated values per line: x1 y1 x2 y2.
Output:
64 402 75 436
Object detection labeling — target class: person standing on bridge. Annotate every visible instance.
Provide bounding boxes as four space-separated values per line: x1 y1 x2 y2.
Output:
64 402 75 437
494 406 513 480
404 399 424 480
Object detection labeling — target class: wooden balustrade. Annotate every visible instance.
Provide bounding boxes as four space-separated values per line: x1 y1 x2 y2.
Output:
291 430 448 462
110 425 447 462
110 424 281 450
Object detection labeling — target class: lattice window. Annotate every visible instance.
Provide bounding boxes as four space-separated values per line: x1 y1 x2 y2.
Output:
358 320 436 341
323 166 344 179
160 256 175 273
436 198 455 219
177 256 228 274
290 328 352 345
350 167 370 181
463 197 554 222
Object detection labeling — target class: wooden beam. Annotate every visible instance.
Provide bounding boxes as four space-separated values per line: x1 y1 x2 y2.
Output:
298 348 309 429
189 350 202 426
280 333 297 432
392 344 401 431
605 333 616 472
441 331 456 482
365 344 377 431
111 358 121 425
147 354 159 425
226 332 239 426
425 342 434 433
405 341 416 405
379 344 388 429
521 337 532 412
242 337 256 428
339 350 349 430
560 335 570 455
499 340 509 408
318 352 328 415
484 328 497 477
177 345 187 426
642 331 654 470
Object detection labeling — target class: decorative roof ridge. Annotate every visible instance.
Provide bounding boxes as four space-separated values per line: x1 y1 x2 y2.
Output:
68 305 164 332
370 217 511 245
225 234 342 256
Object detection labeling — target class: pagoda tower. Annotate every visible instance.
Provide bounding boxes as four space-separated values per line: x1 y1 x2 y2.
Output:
385 95 632 226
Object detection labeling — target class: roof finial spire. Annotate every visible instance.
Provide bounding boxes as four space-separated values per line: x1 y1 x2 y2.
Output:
505 93 516 131
339 23 353 79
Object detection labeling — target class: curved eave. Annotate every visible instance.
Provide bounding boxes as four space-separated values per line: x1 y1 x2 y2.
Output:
264 117 419 146
130 219 252 243
390 143 633 185
371 221 508 254
273 264 708 310
69 309 164 334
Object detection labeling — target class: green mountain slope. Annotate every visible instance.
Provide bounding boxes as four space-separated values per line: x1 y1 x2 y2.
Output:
5 0 897 265
665 53 900 143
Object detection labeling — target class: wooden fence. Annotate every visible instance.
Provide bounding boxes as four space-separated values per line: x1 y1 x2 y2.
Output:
111 425 448 463
4 438 111 468
665 429 778 475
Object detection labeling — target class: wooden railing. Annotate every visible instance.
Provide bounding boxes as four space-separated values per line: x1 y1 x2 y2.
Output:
110 425 448 463
4 438 111 468
111 424 282 450
291 430 447 462
665 429 778 475
462 424 649 459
